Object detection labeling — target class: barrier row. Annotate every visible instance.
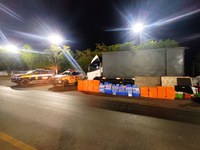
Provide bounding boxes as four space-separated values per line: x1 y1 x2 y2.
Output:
141 86 175 100
78 80 190 100
78 80 100 93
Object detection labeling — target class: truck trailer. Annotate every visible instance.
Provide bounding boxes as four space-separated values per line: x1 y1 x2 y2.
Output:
87 47 185 83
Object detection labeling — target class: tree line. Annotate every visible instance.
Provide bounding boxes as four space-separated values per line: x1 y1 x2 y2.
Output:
0 39 187 75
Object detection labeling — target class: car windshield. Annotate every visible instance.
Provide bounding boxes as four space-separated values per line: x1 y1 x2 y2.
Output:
61 71 71 75
26 70 34 74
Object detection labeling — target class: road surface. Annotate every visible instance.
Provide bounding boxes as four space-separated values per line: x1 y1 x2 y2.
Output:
0 79 200 150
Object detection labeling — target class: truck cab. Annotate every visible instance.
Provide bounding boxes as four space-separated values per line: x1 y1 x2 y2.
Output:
87 55 102 80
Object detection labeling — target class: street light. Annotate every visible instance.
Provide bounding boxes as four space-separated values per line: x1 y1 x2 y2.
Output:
131 22 145 45
4 44 19 53
47 33 86 77
131 22 144 33
48 34 63 45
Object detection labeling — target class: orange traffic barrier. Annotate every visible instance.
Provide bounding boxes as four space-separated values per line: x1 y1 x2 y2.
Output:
166 86 175 100
157 86 167 99
184 93 191 99
93 80 100 93
77 80 84 91
83 80 89 92
80 80 100 92
88 80 94 92
140 86 149 97
148 87 157 98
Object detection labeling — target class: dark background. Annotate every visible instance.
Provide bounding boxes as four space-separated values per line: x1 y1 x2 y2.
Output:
1 0 200 75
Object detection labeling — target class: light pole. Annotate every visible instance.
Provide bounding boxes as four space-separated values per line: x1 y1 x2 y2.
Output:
48 34 64 74
48 33 86 77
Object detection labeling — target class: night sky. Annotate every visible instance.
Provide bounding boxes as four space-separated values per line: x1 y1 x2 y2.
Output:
1 0 200 74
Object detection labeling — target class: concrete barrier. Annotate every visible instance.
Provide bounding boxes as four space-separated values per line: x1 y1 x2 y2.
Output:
0 71 8 76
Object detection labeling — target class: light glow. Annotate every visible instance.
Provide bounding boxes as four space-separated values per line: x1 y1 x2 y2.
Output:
4 44 19 53
149 8 200 28
132 22 144 33
48 34 63 45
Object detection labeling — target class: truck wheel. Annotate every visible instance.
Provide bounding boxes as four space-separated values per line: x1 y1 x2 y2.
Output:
20 79 29 86
62 80 69 87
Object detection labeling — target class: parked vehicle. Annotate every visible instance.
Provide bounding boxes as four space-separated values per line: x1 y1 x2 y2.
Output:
87 47 185 83
11 69 55 86
51 69 85 87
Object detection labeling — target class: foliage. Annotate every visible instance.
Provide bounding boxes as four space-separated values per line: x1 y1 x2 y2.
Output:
75 49 95 72
44 44 74 73
44 44 61 67
58 54 73 72
58 45 73 72
0 46 24 73
21 44 51 70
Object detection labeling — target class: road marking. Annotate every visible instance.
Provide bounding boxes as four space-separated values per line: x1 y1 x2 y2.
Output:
0 131 37 150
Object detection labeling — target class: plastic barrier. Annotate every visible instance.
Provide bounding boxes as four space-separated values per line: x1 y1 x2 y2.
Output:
133 85 140 97
140 86 149 97
88 80 94 92
77 80 84 91
99 83 105 93
93 80 100 93
157 86 167 99
126 84 132 97
112 84 119 95
184 93 191 99
148 87 157 98
166 86 175 100
117 84 126 96
83 80 89 92
176 92 183 99
105 82 112 94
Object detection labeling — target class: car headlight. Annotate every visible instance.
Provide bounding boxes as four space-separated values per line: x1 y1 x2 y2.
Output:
55 78 62 83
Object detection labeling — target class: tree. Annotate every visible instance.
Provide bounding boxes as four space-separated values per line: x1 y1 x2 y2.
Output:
0 46 24 74
43 44 62 74
44 44 74 73
75 49 95 72
57 45 73 72
21 44 51 70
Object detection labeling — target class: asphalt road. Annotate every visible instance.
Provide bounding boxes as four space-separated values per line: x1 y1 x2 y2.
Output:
0 79 200 150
